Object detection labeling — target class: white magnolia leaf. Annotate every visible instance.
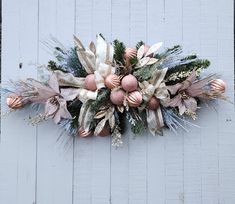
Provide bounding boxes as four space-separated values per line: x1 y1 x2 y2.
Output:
60 88 79 101
145 42 163 57
83 106 94 131
117 106 124 113
139 57 150 66
74 35 85 50
137 45 145 59
78 102 86 126
89 41 96 54
94 110 107 119
109 115 115 130
94 118 107 135
76 51 94 74
146 58 158 65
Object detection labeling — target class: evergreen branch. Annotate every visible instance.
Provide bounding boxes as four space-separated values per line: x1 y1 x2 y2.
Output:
113 39 126 65
165 59 210 84
136 41 145 49
90 88 110 112
126 108 146 135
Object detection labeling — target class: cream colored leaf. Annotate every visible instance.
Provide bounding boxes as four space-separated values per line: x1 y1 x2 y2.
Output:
94 118 107 135
74 35 85 50
137 45 145 59
76 51 94 74
89 41 96 54
139 57 150 66
83 106 94 131
78 102 87 126
145 42 163 56
117 106 124 113
94 110 107 119
109 115 115 130
146 58 158 65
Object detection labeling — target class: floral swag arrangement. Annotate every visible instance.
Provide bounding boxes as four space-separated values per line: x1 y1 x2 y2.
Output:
3 35 228 147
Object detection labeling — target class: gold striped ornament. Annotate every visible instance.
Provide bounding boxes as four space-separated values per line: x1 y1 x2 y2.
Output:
104 74 121 89
127 91 143 107
6 93 26 109
124 48 137 60
78 127 93 138
211 79 226 93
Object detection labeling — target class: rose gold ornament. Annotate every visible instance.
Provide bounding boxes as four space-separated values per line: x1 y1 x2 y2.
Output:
147 96 160 110
127 91 143 107
84 74 97 91
211 79 226 93
124 48 137 60
97 126 110 137
6 93 26 109
121 74 138 92
78 127 93 138
104 74 121 89
110 89 125 105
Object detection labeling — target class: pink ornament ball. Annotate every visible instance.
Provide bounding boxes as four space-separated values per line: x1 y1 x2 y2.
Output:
147 96 160 110
84 74 97 91
110 89 125 106
121 74 138 92
127 91 143 107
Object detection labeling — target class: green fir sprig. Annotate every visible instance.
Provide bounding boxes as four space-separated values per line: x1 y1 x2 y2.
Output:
113 39 126 65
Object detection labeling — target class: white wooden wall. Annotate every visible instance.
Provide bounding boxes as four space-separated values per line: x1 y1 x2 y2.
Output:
1 0 234 203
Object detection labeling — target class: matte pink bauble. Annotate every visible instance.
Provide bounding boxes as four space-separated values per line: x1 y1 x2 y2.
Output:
211 79 226 93
121 74 138 92
104 74 121 89
97 126 110 137
124 48 137 60
78 128 93 138
147 96 160 110
127 91 143 107
110 89 125 105
84 74 97 91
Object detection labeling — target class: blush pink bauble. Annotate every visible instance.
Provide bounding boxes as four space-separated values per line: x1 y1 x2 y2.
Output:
110 89 125 106
121 74 138 92
147 96 160 110
84 74 97 91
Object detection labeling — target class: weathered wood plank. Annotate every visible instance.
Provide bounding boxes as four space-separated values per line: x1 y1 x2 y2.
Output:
128 1 148 204
72 0 93 203
217 0 235 203
90 1 112 203
36 0 74 203
182 0 202 203
146 0 166 203
110 0 130 203
0 0 38 203
164 1 184 204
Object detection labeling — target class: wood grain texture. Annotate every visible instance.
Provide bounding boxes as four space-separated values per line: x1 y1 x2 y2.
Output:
0 0 38 203
1 0 235 203
36 0 74 204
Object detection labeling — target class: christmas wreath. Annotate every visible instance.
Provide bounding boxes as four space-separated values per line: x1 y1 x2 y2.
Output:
2 35 228 147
